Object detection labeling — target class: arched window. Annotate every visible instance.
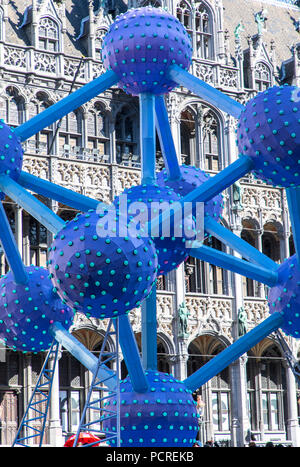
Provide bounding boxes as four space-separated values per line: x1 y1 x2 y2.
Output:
254 62 272 91
241 220 259 297
59 350 85 435
180 108 196 166
195 3 213 59
157 340 170 373
179 105 221 170
95 28 107 61
59 108 84 159
176 1 193 39
177 1 214 60
0 87 25 127
0 350 22 445
115 106 139 165
185 235 228 295
187 336 231 436
87 102 110 162
246 343 287 433
27 92 54 155
38 16 60 52
29 215 48 267
262 223 280 262
203 110 220 171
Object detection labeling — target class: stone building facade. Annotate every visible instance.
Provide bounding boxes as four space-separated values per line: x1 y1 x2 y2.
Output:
0 0 299 447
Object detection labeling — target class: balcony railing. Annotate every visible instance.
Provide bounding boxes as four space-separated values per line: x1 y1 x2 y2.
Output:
0 42 241 92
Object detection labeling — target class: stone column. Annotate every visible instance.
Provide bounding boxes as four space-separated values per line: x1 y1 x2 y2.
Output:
48 349 64 447
285 364 300 447
229 211 251 447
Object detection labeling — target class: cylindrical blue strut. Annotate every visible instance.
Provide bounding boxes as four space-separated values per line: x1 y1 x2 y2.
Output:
18 171 100 213
184 312 284 391
155 95 181 181
50 321 117 392
0 202 28 285
0 174 65 235
139 92 158 373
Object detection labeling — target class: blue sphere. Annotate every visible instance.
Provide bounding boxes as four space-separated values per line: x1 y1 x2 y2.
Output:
0 266 74 352
102 370 199 447
113 184 196 275
102 6 192 96
0 121 23 200
156 165 224 233
237 85 300 188
48 210 158 319
268 254 300 338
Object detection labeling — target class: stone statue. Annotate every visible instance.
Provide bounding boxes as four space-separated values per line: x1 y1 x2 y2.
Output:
255 8 268 35
178 302 190 339
234 22 245 41
237 306 248 336
232 181 243 210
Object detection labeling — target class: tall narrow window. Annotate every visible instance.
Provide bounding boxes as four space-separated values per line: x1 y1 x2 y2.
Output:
254 62 272 91
180 108 196 166
195 3 213 59
241 224 259 297
185 256 207 294
59 109 84 159
27 92 54 155
87 102 110 162
177 1 214 60
38 16 60 52
95 28 107 61
59 351 85 435
247 344 286 433
115 106 139 165
5 87 25 127
203 111 219 171
29 216 48 267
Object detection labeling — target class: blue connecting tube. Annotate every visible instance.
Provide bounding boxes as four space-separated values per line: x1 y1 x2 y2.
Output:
50 321 117 392
140 93 156 185
190 243 278 287
141 287 157 371
0 203 28 285
18 171 100 213
168 64 245 119
155 95 181 181
286 187 300 265
205 216 278 270
0 174 65 234
15 70 119 142
149 156 254 235
184 312 284 391
116 315 150 393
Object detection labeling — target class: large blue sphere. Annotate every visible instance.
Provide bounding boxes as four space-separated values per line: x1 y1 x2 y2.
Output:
48 211 158 319
113 184 196 275
103 370 199 447
268 254 300 338
237 85 300 188
0 266 74 352
156 165 224 232
102 6 192 96
0 122 23 200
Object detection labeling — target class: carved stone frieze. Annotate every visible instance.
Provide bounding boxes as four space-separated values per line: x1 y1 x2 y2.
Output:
244 298 269 326
185 294 233 341
241 184 283 223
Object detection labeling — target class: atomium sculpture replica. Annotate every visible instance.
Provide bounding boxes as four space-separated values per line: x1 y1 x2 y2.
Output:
0 6 299 447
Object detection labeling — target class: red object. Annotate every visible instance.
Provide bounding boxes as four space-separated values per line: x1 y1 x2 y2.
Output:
64 432 102 447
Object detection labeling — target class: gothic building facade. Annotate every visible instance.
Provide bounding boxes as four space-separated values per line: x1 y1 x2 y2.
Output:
0 0 299 447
